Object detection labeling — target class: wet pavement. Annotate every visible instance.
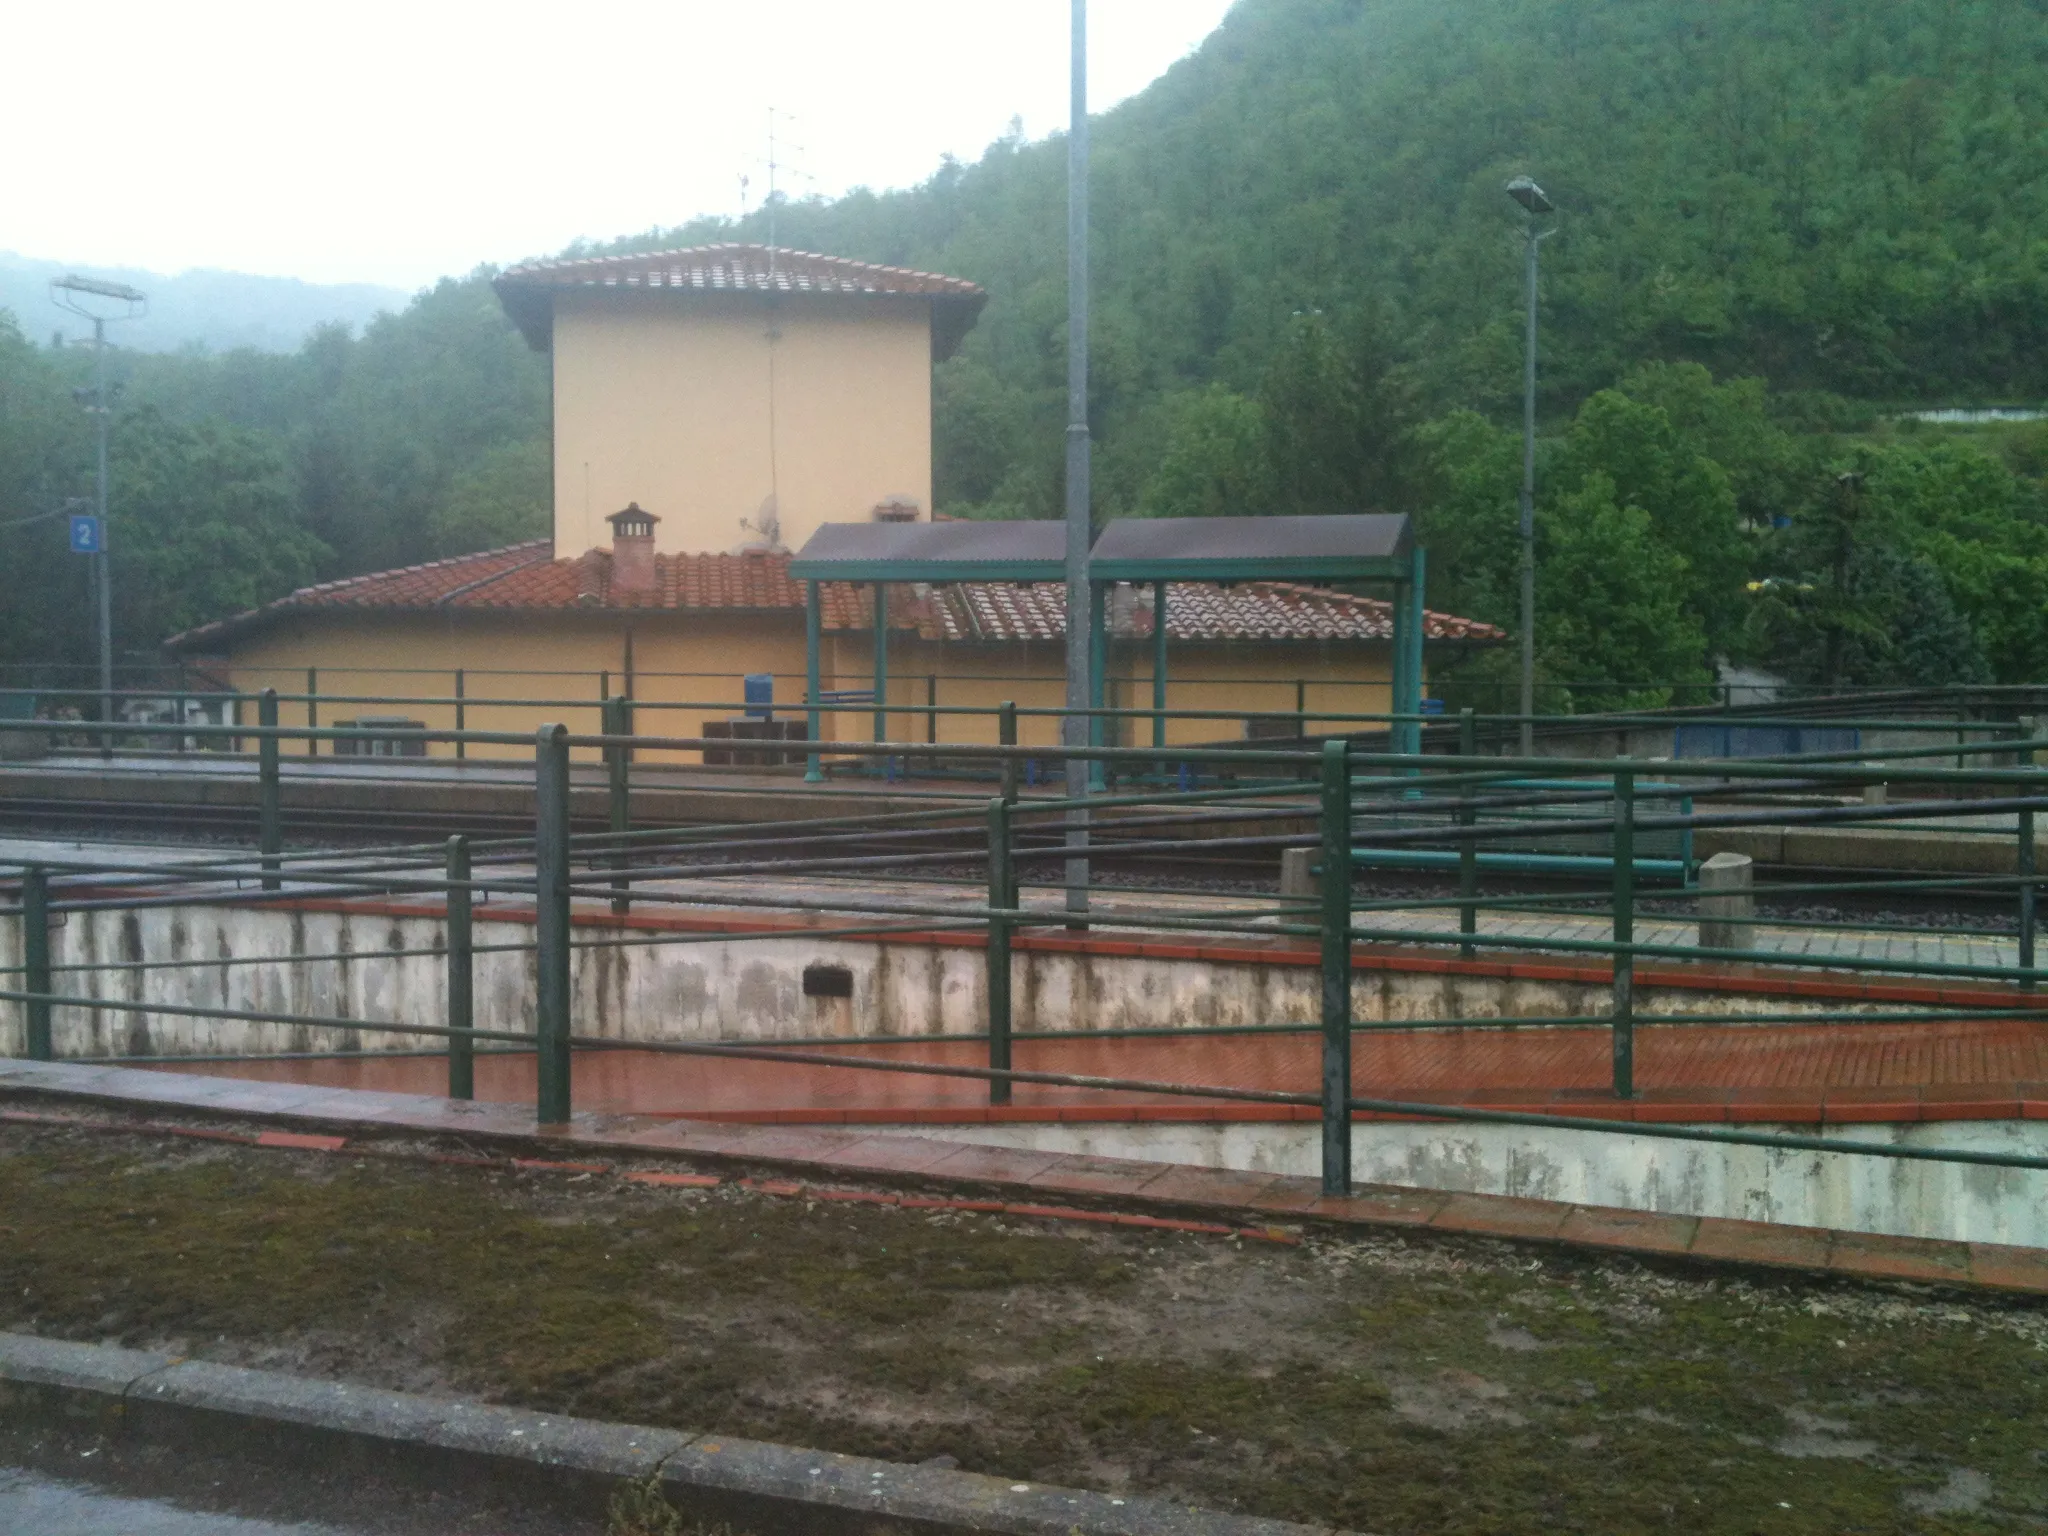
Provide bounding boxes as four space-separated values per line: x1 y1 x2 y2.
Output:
0 1463 368 1534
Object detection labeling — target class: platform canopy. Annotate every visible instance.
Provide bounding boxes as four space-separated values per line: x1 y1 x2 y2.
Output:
1086 513 1412 583
789 519 1066 583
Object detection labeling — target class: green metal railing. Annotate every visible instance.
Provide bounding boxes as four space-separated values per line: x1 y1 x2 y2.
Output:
5 706 2048 1207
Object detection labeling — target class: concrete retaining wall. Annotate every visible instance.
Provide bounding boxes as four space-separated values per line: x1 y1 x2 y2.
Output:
1 899 1866 1060
884 1118 2048 1249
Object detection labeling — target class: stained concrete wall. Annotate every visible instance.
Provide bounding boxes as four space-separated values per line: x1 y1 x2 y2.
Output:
880 1118 2048 1249
6 897 1888 1060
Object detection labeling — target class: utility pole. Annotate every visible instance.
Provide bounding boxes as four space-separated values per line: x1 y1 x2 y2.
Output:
1063 0 1093 916
1505 179 1553 756
51 275 146 756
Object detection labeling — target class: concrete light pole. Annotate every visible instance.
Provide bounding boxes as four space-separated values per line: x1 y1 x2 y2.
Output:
1063 0 1093 916
51 274 146 754
1505 177 1553 756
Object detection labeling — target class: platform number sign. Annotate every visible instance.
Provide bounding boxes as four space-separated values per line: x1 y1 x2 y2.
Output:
68 514 103 554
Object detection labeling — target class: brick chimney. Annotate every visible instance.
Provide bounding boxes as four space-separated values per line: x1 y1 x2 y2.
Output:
606 503 661 596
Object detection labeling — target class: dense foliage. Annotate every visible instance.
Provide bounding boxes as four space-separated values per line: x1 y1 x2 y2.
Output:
6 0 2048 700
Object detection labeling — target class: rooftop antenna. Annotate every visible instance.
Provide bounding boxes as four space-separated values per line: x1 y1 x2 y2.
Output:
50 273 146 756
761 107 813 278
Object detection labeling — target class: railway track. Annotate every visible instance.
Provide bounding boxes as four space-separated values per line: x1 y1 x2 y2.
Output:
0 793 2025 936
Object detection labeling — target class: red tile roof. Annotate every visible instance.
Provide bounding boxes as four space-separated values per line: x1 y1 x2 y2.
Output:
929 581 1505 645
166 543 1503 653
497 243 986 300
493 244 988 358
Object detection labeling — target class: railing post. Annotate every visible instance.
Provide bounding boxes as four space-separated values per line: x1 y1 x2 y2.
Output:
805 580 823 783
2020 733 2037 990
604 695 632 917
22 866 53 1061
305 667 318 757
1319 738 1352 1195
1458 707 1477 960
454 669 467 760
1611 762 1636 1099
534 723 573 1125
446 835 474 1100
927 674 938 747
999 700 1019 804
987 797 1013 1107
258 688 281 892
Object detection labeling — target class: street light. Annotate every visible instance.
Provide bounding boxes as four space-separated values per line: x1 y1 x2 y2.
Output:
50 273 146 756
1505 177 1554 754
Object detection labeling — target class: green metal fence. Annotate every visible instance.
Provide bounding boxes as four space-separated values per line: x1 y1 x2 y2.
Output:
4 706 2048 1205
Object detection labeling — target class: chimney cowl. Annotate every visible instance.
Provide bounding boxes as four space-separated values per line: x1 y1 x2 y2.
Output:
606 502 662 596
871 494 922 524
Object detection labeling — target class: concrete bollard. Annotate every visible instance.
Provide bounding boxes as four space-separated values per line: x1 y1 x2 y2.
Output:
1697 850 1755 956
1280 846 1316 902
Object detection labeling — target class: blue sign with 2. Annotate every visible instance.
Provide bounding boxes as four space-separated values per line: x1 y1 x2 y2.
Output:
68 514 102 554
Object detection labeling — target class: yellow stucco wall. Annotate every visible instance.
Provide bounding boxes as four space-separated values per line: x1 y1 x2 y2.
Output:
550 290 933 559
213 613 1401 765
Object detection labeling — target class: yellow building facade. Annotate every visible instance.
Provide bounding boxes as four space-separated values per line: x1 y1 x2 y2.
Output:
168 244 1498 759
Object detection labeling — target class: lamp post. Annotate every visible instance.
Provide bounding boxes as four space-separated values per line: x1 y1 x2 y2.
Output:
1505 177 1552 756
1062 0 1093 916
50 274 146 756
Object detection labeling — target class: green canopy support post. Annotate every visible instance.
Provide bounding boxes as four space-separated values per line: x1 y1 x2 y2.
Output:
305 668 318 758
535 723 573 1126
999 701 1019 804
1089 579 1108 791
2020 734 2036 991
258 688 281 892
805 581 823 782
1151 580 1168 752
604 695 632 917
1458 707 1478 959
1611 762 1636 1100
445 835 473 1101
1319 739 1353 1195
23 865 52 1062
986 797 1013 1107
872 581 889 756
1390 547 1427 757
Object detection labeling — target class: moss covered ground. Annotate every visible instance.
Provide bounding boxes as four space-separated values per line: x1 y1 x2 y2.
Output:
1 1118 2043 1535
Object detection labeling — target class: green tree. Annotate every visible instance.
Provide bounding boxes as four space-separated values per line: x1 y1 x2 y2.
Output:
1138 385 1267 518
1535 472 1710 711
109 410 327 650
1552 390 1748 658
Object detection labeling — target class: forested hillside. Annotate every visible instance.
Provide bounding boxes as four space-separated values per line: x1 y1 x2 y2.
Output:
5 0 2048 701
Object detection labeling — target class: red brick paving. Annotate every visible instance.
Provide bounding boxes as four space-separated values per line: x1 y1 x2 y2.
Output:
1 1059 2043 1297
137 1014 2048 1126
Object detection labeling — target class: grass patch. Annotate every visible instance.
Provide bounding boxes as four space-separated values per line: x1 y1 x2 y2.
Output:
2 1121 2045 1534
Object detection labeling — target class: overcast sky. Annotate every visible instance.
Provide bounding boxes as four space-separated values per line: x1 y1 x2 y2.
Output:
5 1 1235 292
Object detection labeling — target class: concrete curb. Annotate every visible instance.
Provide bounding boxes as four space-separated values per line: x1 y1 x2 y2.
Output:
0 1331 1341 1536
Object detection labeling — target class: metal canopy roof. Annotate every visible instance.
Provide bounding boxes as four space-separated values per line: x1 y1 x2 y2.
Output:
788 520 1067 583
1087 513 1413 582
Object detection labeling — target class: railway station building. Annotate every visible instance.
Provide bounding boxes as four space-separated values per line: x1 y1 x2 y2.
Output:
166 244 1500 758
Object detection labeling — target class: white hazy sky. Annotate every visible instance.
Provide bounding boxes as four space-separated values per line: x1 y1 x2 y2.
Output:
4 1 1236 291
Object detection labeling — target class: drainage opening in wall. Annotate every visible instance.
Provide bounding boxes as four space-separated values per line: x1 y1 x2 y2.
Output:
802 964 854 999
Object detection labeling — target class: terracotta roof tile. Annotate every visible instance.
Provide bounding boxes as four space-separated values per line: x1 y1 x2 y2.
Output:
945 581 1505 645
166 545 1503 652
495 243 985 300
492 243 988 358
